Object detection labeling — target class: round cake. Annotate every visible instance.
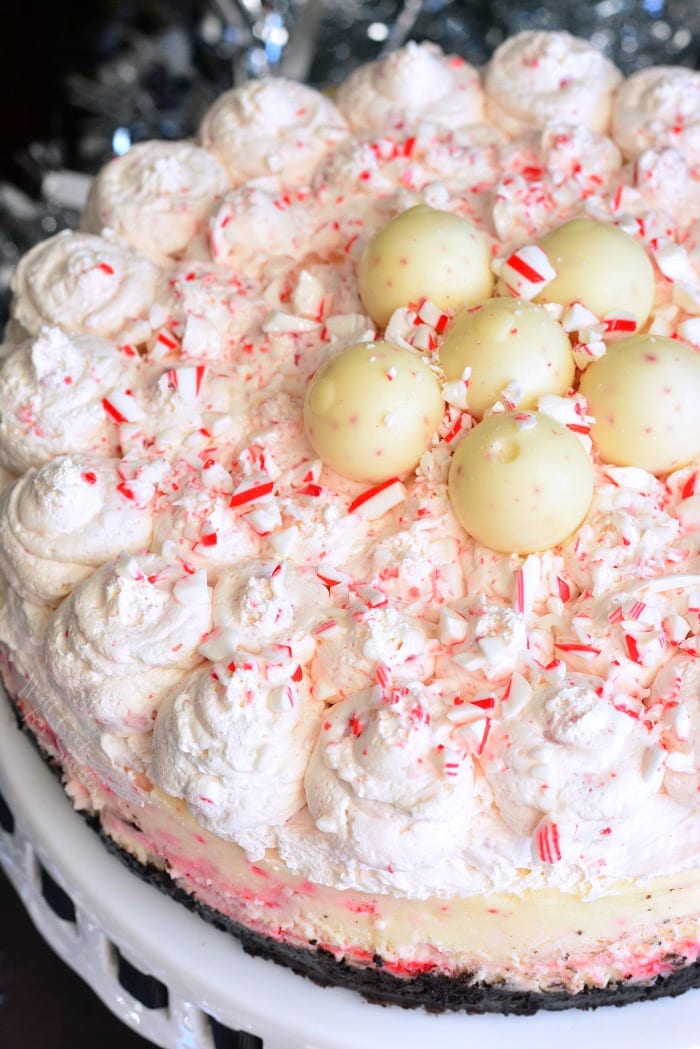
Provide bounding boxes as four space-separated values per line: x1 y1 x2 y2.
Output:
1 29 700 1014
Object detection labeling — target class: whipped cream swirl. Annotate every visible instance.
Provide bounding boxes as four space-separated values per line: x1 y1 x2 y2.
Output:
336 42 485 133
10 231 161 343
199 78 349 185
313 600 435 701
152 658 322 856
484 31 621 137
657 655 700 809
44 554 212 734
611 66 700 161
83 140 230 260
481 674 663 836
211 559 331 665
209 186 304 273
0 456 153 604
305 683 479 870
0 328 139 473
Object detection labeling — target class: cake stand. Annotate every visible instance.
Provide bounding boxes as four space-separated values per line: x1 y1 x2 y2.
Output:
2 686 700 1049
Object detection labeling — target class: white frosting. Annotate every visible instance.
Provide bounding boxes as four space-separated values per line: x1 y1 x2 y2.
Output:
484 31 622 136
211 559 331 665
313 600 435 700
199 78 349 185
209 186 304 272
336 42 485 133
305 683 480 869
83 140 230 259
481 674 664 837
611 65 700 161
659 656 700 808
634 148 700 225
152 659 322 856
10 231 161 343
0 327 139 472
44 554 212 734
0 456 153 604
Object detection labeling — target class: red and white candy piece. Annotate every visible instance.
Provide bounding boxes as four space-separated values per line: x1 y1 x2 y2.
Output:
533 817 562 864
102 389 146 424
167 365 206 404
348 477 406 520
497 245 556 300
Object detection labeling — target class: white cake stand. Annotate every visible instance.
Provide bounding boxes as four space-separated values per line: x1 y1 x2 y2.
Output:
2 686 700 1049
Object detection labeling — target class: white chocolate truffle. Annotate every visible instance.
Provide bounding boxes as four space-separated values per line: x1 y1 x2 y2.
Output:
199 78 348 185
579 334 700 475
304 341 444 483
611 66 700 161
534 218 654 329
447 411 593 553
358 205 494 329
439 297 574 418
484 31 621 137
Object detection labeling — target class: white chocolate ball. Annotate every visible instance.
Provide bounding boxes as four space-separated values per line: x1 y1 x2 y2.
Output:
535 218 654 329
579 334 700 474
439 297 575 419
447 411 594 553
358 205 494 329
304 341 444 483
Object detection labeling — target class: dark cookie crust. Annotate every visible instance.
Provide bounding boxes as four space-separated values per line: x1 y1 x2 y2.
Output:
12 705 700 1014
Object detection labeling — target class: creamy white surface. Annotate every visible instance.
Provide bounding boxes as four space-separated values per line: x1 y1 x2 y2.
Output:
83 140 230 260
484 31 622 136
336 42 485 133
0 327 140 473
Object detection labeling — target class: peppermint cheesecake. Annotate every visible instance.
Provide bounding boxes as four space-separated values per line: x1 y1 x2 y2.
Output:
1 29 700 1013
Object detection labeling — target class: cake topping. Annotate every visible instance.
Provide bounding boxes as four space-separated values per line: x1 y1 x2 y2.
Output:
580 334 700 475
10 230 161 345
481 673 664 838
447 411 594 553
358 205 494 329
304 683 479 870
82 140 230 261
199 78 349 185
439 297 575 418
303 340 444 483
611 66 700 161
484 30 622 136
534 218 655 330
44 554 212 735
0 455 154 605
152 658 322 858
335 41 485 133
0 328 141 474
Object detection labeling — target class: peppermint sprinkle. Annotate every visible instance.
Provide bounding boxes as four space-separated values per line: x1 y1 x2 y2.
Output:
348 478 406 519
534 818 562 864
499 245 556 300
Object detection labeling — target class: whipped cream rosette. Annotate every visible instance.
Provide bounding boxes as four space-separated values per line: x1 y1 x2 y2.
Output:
209 185 305 273
211 559 331 665
634 148 700 226
152 658 322 857
336 42 484 133
0 328 141 473
480 674 664 839
305 683 479 870
313 599 435 701
44 554 212 734
83 140 230 260
656 655 700 809
0 456 154 605
10 230 161 344
611 66 700 161
485 31 621 137
200 78 349 185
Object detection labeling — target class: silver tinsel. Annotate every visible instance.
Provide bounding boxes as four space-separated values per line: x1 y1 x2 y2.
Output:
1 0 698 328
